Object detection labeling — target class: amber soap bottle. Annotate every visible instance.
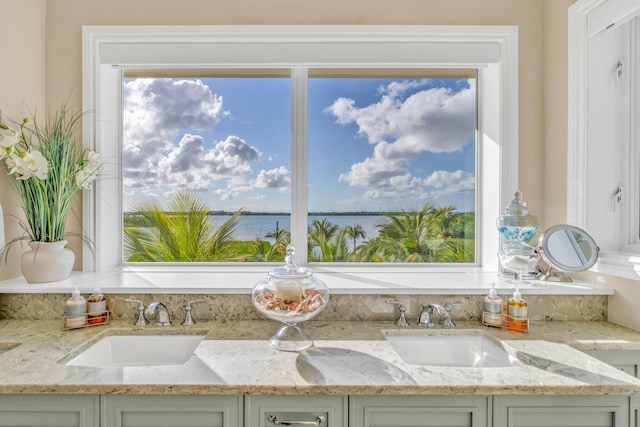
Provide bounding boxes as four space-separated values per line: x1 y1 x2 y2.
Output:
506 288 528 331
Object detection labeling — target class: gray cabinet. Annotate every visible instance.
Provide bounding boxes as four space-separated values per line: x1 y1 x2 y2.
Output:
0 394 99 427
1 392 637 427
245 395 348 427
101 395 243 427
493 395 629 427
584 350 640 378
349 395 489 427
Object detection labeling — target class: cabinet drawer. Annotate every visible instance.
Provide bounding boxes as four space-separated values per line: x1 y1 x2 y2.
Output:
245 395 348 427
102 395 242 427
493 395 629 427
350 395 490 427
0 394 99 427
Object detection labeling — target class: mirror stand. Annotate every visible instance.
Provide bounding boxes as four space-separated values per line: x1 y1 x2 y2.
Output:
537 265 572 282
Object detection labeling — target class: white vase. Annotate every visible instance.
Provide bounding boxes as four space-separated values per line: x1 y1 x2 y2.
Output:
21 240 75 283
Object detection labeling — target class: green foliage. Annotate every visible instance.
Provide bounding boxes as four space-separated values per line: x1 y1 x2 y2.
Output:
123 196 475 263
244 226 291 262
354 204 472 263
123 191 241 262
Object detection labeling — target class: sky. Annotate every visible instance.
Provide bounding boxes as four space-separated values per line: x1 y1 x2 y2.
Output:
122 74 476 213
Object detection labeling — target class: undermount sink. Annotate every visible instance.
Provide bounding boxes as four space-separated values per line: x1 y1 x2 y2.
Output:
65 334 205 368
385 334 524 367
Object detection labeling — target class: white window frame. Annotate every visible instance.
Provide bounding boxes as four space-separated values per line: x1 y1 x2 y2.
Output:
82 25 518 284
569 0 640 280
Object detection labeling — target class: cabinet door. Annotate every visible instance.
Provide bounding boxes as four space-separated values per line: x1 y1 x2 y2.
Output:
584 350 640 378
0 394 99 427
493 395 629 427
632 396 640 427
245 395 348 427
349 395 489 427
102 395 242 427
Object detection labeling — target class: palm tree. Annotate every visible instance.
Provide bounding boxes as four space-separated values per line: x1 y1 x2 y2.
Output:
265 225 291 256
310 218 339 242
344 223 366 252
248 226 291 262
355 204 458 262
308 218 340 260
308 226 352 262
123 190 241 262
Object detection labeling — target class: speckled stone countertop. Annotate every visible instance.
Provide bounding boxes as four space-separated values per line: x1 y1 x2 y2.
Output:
1 319 640 395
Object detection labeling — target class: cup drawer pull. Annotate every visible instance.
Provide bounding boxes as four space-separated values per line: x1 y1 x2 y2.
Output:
267 415 326 426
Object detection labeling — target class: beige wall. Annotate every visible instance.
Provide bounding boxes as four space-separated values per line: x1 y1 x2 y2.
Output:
0 0 47 279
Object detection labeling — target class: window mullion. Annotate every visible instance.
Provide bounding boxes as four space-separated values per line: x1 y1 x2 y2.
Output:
291 67 309 264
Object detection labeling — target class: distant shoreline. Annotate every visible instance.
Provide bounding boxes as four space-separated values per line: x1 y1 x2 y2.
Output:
207 211 388 216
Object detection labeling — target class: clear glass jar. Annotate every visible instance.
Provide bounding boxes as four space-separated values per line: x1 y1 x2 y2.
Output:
496 190 538 243
252 245 329 351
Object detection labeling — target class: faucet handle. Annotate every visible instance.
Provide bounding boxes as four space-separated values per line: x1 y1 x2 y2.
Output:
385 299 410 327
182 298 207 326
124 298 148 326
444 299 464 313
442 300 463 328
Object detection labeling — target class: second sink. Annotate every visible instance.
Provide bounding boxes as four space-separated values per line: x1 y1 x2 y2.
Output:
66 334 205 368
385 334 524 367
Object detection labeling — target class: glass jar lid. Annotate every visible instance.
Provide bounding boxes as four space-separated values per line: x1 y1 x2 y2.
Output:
503 190 531 216
268 245 313 281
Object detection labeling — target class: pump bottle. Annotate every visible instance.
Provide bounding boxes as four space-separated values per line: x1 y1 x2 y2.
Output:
483 283 504 327
65 287 87 328
506 288 528 331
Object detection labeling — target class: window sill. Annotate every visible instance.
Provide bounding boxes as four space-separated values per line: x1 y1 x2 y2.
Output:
0 266 614 295
592 251 640 281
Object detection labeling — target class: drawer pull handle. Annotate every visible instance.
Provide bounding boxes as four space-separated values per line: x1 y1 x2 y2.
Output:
267 415 326 426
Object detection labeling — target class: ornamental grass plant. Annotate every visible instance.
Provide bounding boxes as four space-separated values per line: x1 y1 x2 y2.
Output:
0 107 100 256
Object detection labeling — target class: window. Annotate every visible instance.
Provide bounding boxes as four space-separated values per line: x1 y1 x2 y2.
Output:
569 0 640 279
120 70 476 264
82 25 517 277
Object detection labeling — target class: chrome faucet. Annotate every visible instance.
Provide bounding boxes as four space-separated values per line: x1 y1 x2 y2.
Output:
145 302 172 326
385 299 410 327
124 298 149 326
418 303 455 328
181 298 207 326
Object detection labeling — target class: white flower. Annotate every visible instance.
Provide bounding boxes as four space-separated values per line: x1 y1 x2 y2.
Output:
0 125 20 160
84 150 101 173
7 150 49 180
76 168 97 189
76 150 101 189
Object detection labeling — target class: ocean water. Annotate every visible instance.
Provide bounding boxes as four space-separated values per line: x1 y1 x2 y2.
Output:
209 214 388 245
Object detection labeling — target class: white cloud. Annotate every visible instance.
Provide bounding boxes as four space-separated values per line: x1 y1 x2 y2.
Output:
424 170 475 192
123 78 224 181
327 79 476 203
326 79 475 155
339 157 405 188
130 133 263 193
255 166 291 190
123 78 267 199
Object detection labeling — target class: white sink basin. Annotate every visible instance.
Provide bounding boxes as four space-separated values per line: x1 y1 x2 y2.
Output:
386 334 524 367
66 335 205 368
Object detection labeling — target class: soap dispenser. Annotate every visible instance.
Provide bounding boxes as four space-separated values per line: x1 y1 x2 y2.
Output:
506 287 528 331
483 283 504 327
65 287 87 329
87 287 108 325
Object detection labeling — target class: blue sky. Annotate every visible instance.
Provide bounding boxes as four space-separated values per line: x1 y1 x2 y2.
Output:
122 75 476 213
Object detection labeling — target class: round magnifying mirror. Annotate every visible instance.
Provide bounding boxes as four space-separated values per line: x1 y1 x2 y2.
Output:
537 224 598 281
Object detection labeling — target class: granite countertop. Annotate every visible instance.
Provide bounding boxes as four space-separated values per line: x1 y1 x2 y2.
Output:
1 319 640 395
